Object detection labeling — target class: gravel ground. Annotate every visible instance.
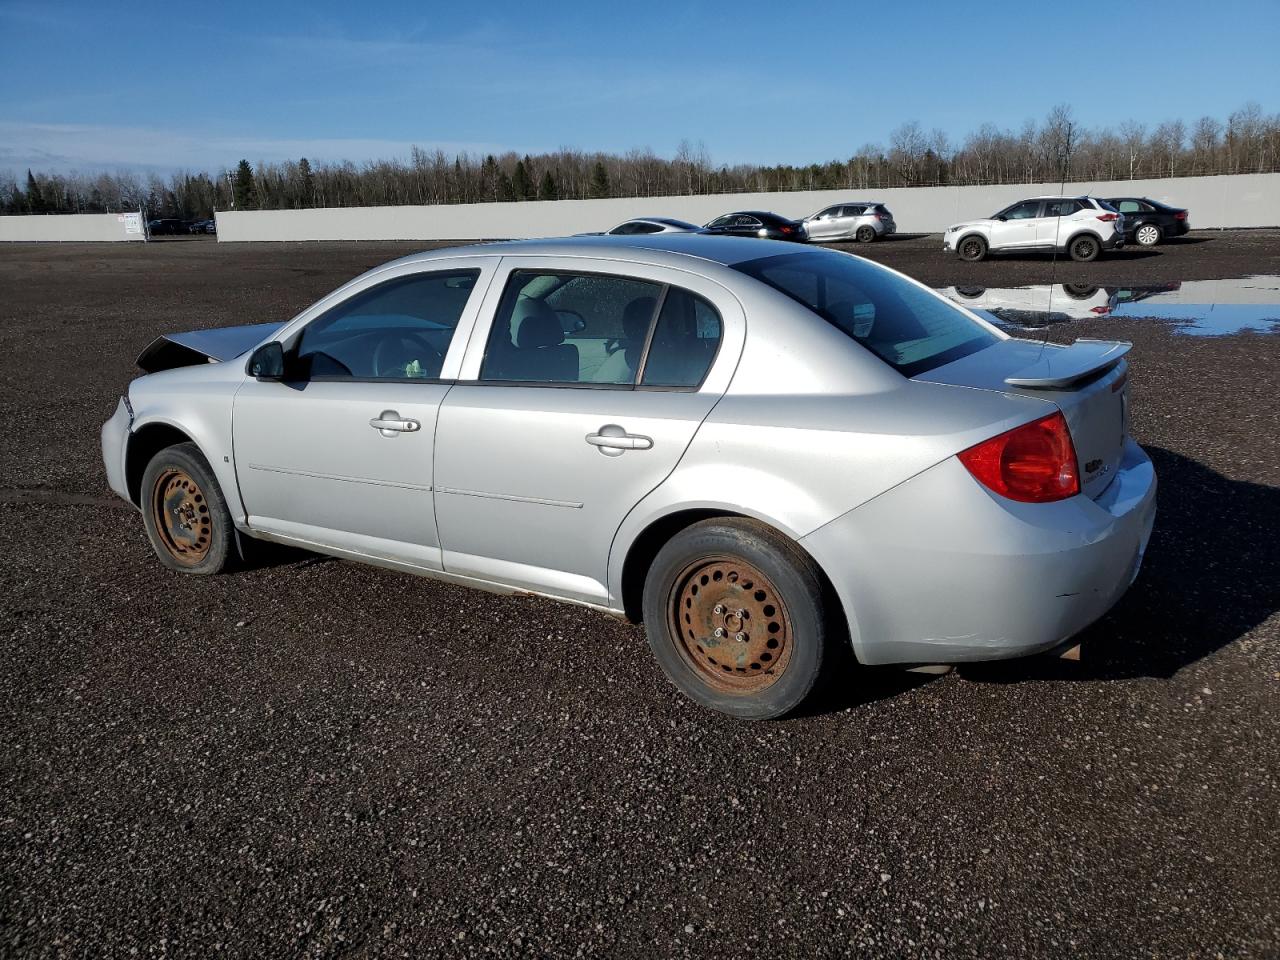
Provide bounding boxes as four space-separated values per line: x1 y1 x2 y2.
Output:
1 235 1278 958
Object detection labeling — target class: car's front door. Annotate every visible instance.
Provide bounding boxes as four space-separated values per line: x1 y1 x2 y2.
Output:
231 259 496 570
989 200 1043 248
432 258 742 604
807 206 840 240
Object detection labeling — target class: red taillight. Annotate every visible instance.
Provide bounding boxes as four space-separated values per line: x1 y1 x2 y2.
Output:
1096 213 1119 222
957 411 1080 503
1175 210 1188 220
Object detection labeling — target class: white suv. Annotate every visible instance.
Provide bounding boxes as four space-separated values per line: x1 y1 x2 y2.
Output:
943 197 1125 262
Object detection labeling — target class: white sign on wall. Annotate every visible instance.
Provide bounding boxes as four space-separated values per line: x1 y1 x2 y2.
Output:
118 212 142 235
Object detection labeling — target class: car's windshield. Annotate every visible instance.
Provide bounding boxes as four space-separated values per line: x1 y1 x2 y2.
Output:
733 251 1000 376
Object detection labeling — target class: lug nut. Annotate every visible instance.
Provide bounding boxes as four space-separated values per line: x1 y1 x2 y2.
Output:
735 632 747 643
736 609 748 620
712 627 726 638
713 604 725 615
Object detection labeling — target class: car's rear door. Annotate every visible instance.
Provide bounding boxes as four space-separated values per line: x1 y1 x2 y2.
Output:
432 256 744 605
232 257 497 570
1037 198 1082 247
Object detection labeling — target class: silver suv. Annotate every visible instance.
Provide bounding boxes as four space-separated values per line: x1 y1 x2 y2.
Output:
803 202 896 242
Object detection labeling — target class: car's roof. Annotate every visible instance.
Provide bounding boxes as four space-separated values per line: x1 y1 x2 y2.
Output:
1024 195 1094 201
395 233 809 269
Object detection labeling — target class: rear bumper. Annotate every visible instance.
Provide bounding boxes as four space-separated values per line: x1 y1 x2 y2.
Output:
101 396 133 503
1101 231 1125 250
801 438 1157 665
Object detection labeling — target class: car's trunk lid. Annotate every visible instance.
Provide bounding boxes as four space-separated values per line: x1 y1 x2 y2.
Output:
916 337 1131 500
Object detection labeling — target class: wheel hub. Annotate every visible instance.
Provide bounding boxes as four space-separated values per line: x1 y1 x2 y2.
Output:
152 468 212 565
670 558 792 693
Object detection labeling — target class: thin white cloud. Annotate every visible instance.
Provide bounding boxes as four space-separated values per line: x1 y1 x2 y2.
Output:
0 121 511 174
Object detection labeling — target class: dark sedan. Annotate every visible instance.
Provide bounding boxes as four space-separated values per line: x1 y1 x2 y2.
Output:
703 210 807 242
1102 197 1190 247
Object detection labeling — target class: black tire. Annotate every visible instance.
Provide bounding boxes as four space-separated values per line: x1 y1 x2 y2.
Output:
641 518 832 719
1068 234 1100 262
957 235 987 262
1134 222 1162 247
140 442 235 575
855 225 876 243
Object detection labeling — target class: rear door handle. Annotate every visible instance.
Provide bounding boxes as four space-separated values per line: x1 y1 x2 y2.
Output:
586 424 653 456
370 409 420 437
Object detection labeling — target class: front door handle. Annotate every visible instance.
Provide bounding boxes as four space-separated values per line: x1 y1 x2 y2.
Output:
370 409 420 437
586 424 653 456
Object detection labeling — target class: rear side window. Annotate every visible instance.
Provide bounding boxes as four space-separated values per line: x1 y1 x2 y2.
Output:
641 288 722 388
296 270 479 380
1116 199 1148 213
733 251 999 377
1044 199 1082 217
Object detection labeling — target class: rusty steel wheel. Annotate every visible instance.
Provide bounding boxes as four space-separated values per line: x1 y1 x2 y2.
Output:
150 467 213 565
643 518 831 719
140 442 234 575
669 557 793 693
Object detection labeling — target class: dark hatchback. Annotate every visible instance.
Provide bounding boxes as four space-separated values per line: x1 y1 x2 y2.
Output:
703 211 807 242
1102 197 1190 247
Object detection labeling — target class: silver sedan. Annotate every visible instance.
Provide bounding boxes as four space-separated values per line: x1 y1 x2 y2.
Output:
102 235 1157 719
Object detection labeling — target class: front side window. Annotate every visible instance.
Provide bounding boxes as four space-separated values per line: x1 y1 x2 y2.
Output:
1001 201 1042 220
295 270 479 380
733 251 999 377
708 215 734 229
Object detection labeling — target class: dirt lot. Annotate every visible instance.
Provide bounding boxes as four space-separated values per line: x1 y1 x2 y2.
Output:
2 234 1278 958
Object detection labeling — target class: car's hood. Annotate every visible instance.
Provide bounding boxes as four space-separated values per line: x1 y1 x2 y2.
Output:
947 220 992 232
136 321 285 373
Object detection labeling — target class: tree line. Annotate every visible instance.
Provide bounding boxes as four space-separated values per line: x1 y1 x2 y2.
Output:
3 102 1277 220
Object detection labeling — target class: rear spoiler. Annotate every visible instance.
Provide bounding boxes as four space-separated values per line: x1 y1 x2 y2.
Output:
1003 339 1132 389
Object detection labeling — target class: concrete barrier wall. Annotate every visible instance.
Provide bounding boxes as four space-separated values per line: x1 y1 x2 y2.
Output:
0 212 146 242
215 172 1280 242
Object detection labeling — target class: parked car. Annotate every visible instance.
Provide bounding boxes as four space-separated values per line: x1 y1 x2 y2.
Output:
942 282 1182 329
102 234 1155 720
943 196 1125 262
702 211 806 241
1101 197 1190 247
189 218 217 235
803 202 897 242
146 218 189 236
606 217 701 236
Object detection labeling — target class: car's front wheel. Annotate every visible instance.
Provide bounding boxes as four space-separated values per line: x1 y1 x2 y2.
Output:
1068 234 1100 262
855 225 876 243
140 442 235 575
642 518 832 719
1135 223 1162 247
957 235 987 262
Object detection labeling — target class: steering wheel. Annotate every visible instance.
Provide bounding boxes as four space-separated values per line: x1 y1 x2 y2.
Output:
372 332 442 379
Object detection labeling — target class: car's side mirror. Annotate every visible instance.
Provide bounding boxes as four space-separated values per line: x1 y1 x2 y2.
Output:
247 341 285 381
993 215 1007 222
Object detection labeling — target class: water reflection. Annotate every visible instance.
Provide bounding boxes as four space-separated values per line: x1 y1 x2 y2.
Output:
940 275 1280 336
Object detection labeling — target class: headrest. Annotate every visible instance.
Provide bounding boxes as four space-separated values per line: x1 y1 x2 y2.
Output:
622 296 657 339
512 298 564 349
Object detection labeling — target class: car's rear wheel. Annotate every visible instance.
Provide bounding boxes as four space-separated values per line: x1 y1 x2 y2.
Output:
957 235 987 262
141 442 235 575
855 225 876 243
1135 223 1162 247
1068 234 1100 262
642 519 831 719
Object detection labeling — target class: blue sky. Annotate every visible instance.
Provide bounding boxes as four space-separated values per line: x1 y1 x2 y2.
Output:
1 0 1276 174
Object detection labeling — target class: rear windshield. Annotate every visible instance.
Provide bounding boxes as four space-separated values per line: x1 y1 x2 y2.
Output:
733 251 999 376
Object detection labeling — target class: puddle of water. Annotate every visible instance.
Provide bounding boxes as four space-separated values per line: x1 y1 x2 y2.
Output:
939 275 1280 336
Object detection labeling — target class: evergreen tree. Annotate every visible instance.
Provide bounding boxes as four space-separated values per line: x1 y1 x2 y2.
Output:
232 159 258 210
498 172 516 202
512 159 533 201
25 170 45 213
297 157 315 208
538 170 558 201
481 154 499 200
589 161 610 199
